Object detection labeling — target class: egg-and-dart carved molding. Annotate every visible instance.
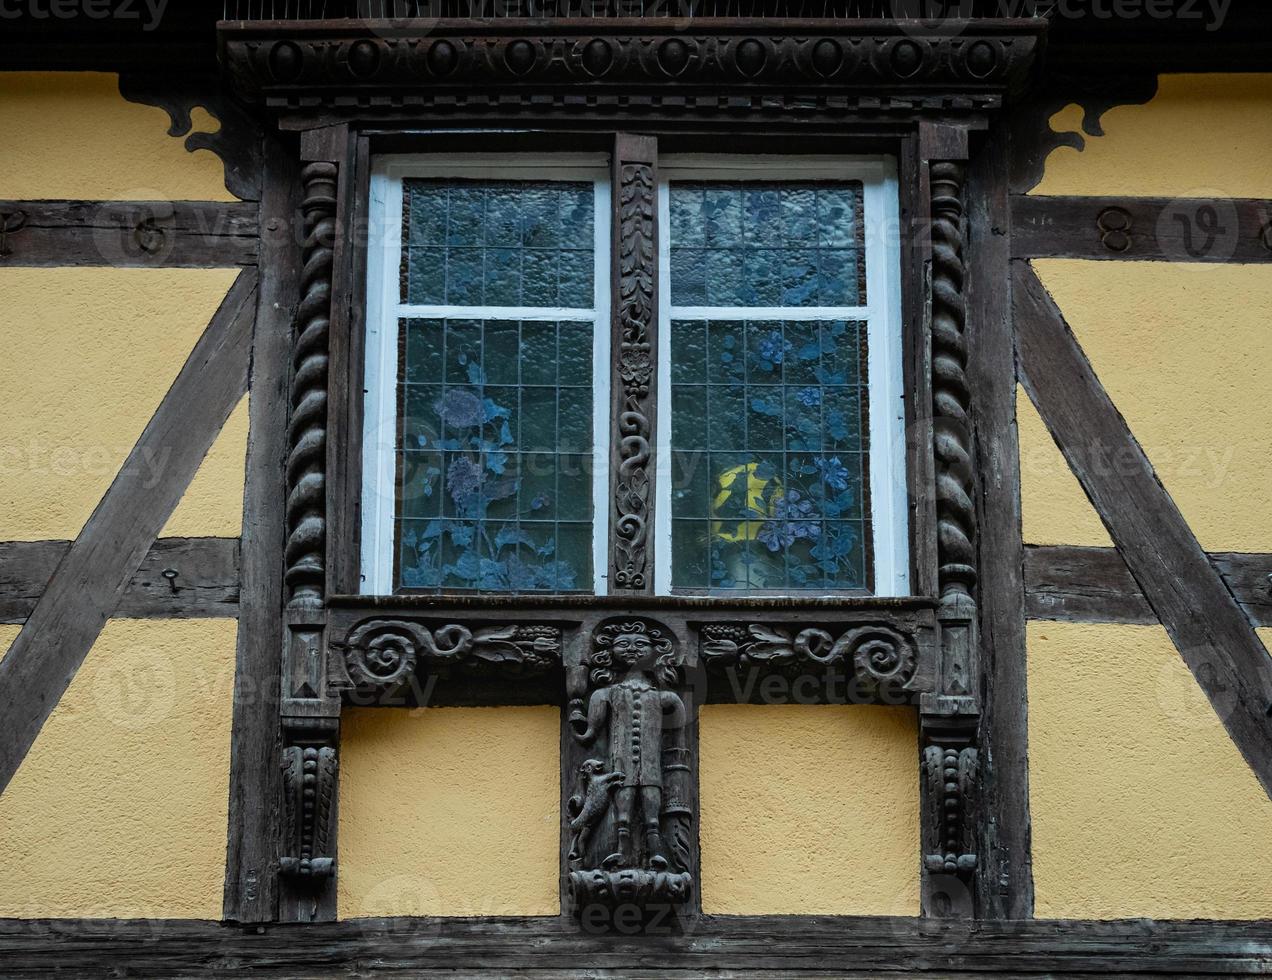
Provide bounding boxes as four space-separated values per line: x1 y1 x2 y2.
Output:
219 20 1044 112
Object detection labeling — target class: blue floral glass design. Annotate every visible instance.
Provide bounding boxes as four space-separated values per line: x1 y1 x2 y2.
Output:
396 317 593 593
669 318 869 592
401 179 595 308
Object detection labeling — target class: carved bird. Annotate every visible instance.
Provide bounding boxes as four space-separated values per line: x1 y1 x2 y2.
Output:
567 759 624 863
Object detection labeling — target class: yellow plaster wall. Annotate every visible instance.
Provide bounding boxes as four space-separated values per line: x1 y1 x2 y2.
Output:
1029 621 1272 920
1021 261 1272 553
1036 74 1272 199
699 704 919 915
338 706 560 918
0 619 237 919
0 72 234 201
0 268 241 542
161 395 249 538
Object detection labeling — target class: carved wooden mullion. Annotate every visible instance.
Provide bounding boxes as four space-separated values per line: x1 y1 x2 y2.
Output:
920 138 982 919
279 158 340 910
610 134 658 594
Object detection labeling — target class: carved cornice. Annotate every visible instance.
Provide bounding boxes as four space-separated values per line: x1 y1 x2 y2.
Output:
218 19 1045 116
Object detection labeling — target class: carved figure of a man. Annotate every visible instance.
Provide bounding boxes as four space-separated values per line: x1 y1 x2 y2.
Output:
570 623 686 871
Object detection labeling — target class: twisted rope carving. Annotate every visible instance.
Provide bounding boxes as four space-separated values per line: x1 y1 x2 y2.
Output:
285 162 337 607
929 161 977 604
613 162 655 590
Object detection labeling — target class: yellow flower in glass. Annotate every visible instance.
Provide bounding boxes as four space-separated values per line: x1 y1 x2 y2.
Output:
710 462 782 543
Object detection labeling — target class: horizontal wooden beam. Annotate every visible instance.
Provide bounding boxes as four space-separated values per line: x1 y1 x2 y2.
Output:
0 537 239 624
1012 195 1272 263
0 200 258 268
0 916 1269 976
1026 545 1272 628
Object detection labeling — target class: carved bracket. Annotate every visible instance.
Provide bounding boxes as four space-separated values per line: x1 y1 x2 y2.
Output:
280 738 338 881
565 618 695 921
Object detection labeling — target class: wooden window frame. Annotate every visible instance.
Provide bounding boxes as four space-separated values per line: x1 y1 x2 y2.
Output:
216 15 1045 929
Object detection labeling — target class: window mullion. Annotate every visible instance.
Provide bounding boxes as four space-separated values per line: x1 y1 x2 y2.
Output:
608 133 659 595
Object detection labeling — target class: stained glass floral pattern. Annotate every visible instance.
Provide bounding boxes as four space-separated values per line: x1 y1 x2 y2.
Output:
397 317 594 593
669 318 869 591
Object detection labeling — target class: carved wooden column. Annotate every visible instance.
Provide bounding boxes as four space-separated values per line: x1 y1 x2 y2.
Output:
278 154 341 923
609 134 657 595
919 125 981 919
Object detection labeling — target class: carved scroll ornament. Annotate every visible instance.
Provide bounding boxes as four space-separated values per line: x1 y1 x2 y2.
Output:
566 619 693 915
334 618 562 696
700 622 919 699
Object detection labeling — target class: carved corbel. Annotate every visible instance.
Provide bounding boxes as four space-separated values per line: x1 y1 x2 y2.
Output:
280 731 338 881
922 716 979 888
565 618 695 923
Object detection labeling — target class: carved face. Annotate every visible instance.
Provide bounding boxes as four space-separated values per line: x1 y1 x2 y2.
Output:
610 631 654 669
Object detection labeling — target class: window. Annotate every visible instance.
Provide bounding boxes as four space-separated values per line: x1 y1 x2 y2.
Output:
362 155 611 595
655 157 907 597
362 154 906 598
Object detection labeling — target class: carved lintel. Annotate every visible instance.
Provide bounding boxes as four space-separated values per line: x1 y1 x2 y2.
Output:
611 137 656 592
566 618 695 921
218 22 1045 117
699 622 922 704
329 617 563 701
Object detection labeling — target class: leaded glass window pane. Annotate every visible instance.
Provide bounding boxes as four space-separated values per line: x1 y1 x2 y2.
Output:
397 317 594 593
667 178 872 594
401 179 595 308
668 182 865 307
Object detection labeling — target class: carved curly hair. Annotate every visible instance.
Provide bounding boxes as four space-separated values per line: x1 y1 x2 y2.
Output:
589 619 677 687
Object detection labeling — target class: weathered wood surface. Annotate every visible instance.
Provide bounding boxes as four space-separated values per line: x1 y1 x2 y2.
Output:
1014 262 1272 802
0 200 258 267
1012 195 1272 264
0 537 238 623
0 271 256 796
0 916 1270 977
1026 545 1272 628
966 127 1032 920
222 137 300 925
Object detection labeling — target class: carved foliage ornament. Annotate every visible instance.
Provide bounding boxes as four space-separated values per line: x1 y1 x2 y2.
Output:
280 744 338 880
335 618 562 694
700 622 919 696
613 161 655 591
923 741 978 878
567 619 693 913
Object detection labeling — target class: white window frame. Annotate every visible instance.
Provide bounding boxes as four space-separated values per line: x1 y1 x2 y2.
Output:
361 153 612 595
652 155 910 597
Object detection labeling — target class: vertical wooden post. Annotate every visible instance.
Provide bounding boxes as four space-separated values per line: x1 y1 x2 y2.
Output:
967 124 1034 920
222 132 300 924
609 133 658 595
918 122 981 919
277 127 347 924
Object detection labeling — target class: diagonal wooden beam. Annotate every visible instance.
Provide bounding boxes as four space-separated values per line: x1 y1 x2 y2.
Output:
0 270 257 796
1013 261 1272 801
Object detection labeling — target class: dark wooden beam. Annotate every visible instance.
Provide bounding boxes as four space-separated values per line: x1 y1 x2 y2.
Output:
0 537 238 624
1014 262 1272 802
0 201 258 268
222 136 300 925
1011 196 1272 264
0 271 256 797
966 126 1032 919
1 915 1271 976
1025 545 1272 628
